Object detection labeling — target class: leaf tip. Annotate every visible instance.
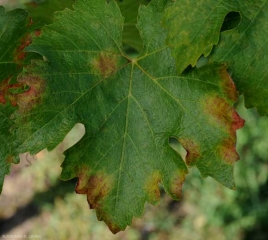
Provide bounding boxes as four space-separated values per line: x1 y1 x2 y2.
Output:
76 168 114 208
219 140 240 164
169 170 186 200
75 168 121 232
232 110 245 131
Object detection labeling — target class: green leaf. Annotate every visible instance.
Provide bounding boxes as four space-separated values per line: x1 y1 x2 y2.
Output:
25 0 74 25
210 0 268 115
163 0 237 74
0 7 30 192
12 0 243 232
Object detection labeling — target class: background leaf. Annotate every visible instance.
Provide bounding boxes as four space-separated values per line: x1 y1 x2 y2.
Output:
0 7 32 192
210 0 268 116
163 0 268 116
163 0 237 74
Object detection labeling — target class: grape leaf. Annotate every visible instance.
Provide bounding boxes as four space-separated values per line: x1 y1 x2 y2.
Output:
210 0 268 115
163 0 237 74
11 0 244 232
0 7 34 192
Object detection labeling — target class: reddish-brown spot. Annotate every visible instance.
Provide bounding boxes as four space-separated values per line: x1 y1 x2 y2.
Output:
219 66 238 102
202 95 232 129
202 95 245 164
178 138 200 165
0 94 5 104
16 76 45 113
0 77 11 105
202 95 245 133
75 168 90 194
219 139 240 164
17 52 27 60
85 174 113 209
170 170 186 200
11 97 17 107
34 30 41 37
0 76 26 106
144 171 161 205
93 53 119 78
232 110 245 131
15 34 32 63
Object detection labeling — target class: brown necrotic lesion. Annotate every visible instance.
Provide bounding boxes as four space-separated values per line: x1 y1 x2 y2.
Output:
92 52 119 78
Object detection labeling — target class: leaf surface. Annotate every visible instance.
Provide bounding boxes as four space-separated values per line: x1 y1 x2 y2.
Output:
12 0 244 232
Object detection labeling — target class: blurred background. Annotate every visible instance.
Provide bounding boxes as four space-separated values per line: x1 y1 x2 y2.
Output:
1 1 268 239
